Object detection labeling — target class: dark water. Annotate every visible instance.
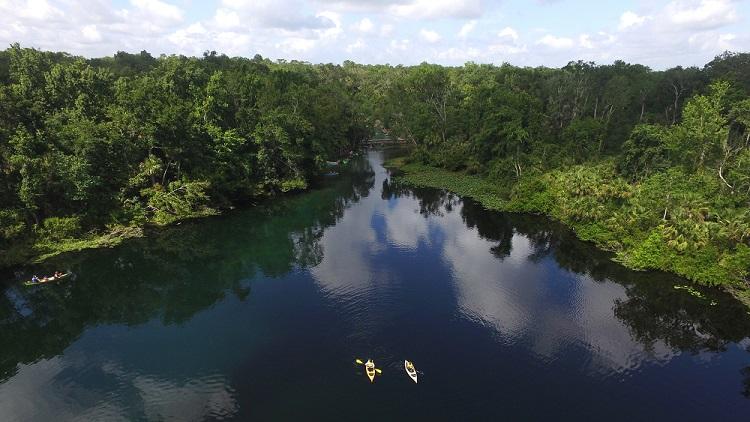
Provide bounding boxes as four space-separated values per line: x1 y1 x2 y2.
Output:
2 150 750 421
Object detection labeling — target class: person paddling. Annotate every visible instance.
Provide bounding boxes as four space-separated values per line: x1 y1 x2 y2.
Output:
31 275 40 284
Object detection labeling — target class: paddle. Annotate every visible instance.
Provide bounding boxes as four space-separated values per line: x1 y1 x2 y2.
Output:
354 358 383 374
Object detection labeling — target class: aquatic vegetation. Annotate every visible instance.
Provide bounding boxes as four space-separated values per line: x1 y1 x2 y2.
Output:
673 285 718 305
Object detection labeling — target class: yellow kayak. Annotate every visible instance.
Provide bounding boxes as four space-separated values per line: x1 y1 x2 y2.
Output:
404 360 418 383
365 359 376 383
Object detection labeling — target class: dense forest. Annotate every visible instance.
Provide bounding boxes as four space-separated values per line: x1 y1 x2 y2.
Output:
375 53 750 299
0 44 368 265
1 44 749 301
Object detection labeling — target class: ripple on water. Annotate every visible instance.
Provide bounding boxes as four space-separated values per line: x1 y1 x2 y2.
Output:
47 359 240 421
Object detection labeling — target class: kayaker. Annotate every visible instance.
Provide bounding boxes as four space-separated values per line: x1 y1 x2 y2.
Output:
31 275 40 284
53 271 62 278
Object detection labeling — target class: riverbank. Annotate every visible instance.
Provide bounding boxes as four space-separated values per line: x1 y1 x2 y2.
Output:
1 158 361 271
2 220 180 269
386 157 750 309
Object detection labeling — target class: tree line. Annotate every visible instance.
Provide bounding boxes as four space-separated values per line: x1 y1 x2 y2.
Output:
0 45 368 265
1 44 749 288
373 53 750 290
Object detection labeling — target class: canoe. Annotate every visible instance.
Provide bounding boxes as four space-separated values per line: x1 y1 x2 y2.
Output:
404 360 418 383
24 272 71 286
365 359 376 383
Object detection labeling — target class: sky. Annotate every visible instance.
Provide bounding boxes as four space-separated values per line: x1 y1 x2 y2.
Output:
0 0 748 69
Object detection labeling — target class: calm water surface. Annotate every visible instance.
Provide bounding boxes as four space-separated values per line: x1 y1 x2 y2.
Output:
2 150 750 421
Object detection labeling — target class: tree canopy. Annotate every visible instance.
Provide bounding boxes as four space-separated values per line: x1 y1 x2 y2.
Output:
1 45 750 290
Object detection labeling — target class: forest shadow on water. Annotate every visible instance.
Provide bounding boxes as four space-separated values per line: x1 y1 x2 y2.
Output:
1 150 750 421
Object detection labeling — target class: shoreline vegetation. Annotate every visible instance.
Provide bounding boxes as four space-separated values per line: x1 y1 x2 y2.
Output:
1 44 749 310
1 214 208 269
0 44 367 269
386 157 750 308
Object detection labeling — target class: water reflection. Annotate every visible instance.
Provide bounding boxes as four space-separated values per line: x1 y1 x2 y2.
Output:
0 160 375 385
0 150 749 420
388 183 750 357
404 191 674 370
0 355 237 421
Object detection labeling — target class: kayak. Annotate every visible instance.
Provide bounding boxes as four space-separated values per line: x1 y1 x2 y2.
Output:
365 359 376 383
404 360 418 384
24 272 71 286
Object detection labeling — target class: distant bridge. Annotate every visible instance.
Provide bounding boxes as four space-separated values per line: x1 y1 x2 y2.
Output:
363 138 409 147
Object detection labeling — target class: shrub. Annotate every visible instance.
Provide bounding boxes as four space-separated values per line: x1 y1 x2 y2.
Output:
37 216 82 241
719 244 750 285
506 174 553 214
280 177 307 192
623 227 673 271
0 210 27 242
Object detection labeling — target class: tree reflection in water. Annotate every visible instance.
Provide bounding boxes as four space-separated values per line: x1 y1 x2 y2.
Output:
385 177 750 375
0 157 375 383
1 154 749 402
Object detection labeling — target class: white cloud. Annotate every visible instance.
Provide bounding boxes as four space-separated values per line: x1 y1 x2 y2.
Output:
219 0 334 30
419 28 442 43
276 37 317 53
0 0 746 69
498 26 519 41
130 0 183 22
618 11 648 31
666 0 738 29
213 8 241 29
389 0 482 20
346 39 366 52
16 0 63 20
718 32 737 48
380 23 394 37
316 11 343 39
390 38 410 51
458 20 477 38
487 44 526 55
536 34 574 49
579 33 593 49
578 32 615 49
486 26 526 56
81 24 102 42
356 17 374 32
167 22 208 49
689 31 737 50
437 46 481 61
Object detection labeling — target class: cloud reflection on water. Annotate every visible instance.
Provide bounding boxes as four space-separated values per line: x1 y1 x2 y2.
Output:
434 198 675 373
0 353 238 421
311 151 677 375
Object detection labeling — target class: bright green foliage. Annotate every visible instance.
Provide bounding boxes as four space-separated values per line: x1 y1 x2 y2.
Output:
669 81 729 170
141 180 215 225
2 45 750 301
620 124 670 180
36 216 82 242
624 227 672 270
383 54 750 297
0 45 366 265
563 117 607 160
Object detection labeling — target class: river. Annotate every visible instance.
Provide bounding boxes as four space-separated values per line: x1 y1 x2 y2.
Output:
1 150 749 421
